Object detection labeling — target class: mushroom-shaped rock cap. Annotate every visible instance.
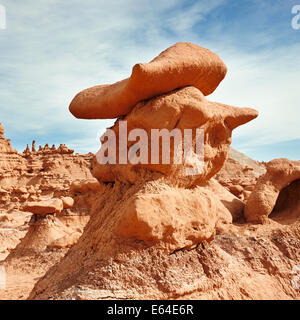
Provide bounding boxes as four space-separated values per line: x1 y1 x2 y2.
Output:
69 42 227 119
23 199 64 216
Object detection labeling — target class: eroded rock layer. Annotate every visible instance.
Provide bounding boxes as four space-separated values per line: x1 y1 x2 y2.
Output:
0 123 93 210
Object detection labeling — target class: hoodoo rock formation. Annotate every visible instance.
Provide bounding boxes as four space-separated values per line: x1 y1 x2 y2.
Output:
1 43 299 300
23 198 65 216
29 42 300 301
68 42 258 249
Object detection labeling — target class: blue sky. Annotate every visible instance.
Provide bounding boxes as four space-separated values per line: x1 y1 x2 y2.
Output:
0 0 299 161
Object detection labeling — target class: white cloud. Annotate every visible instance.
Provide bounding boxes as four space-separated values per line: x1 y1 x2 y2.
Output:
209 42 300 149
164 0 225 33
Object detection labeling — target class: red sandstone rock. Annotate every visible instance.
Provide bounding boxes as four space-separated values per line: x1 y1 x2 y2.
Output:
0 123 18 154
61 197 74 209
270 179 300 220
115 178 244 251
47 231 83 249
70 178 101 194
32 140 36 153
4 214 89 257
114 185 217 251
245 158 300 223
23 199 64 215
57 144 74 154
207 178 245 221
215 148 266 201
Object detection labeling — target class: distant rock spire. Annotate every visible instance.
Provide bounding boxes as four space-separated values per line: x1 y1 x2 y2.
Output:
32 140 36 153
44 144 50 153
24 144 30 154
0 123 5 140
